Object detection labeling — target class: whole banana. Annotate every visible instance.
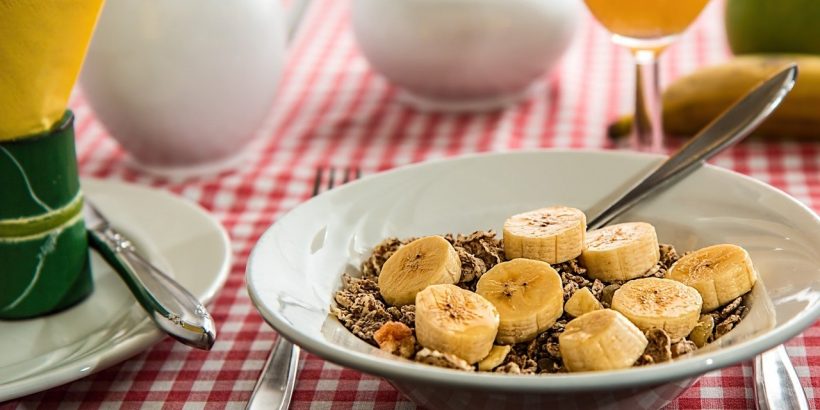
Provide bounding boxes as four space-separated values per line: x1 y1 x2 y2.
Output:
609 54 820 140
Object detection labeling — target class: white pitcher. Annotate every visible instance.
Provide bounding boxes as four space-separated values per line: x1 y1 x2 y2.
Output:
80 0 305 176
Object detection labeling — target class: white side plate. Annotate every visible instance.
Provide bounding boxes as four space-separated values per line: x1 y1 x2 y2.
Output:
0 178 231 401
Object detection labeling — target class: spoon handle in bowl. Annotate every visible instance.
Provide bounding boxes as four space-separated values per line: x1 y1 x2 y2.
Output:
587 64 797 230
754 345 809 410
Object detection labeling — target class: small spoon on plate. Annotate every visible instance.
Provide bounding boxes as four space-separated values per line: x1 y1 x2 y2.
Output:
85 201 216 350
586 64 807 410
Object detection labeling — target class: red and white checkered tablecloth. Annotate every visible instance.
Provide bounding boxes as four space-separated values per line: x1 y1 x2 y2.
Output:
4 0 820 408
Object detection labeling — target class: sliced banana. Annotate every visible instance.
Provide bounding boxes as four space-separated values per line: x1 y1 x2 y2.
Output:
477 345 512 371
688 315 715 348
475 259 563 344
580 222 660 281
666 244 757 312
503 206 586 264
415 284 499 364
559 309 648 372
565 287 603 318
378 236 462 306
610 277 703 340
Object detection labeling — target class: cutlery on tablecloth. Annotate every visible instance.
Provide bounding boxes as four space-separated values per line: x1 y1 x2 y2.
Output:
588 65 807 410
84 200 216 351
755 345 810 410
246 166 361 410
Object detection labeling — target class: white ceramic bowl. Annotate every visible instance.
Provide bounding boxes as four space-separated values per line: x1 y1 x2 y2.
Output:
247 150 820 409
352 0 581 111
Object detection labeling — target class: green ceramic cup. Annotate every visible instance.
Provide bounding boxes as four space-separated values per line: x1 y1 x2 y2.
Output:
0 110 93 319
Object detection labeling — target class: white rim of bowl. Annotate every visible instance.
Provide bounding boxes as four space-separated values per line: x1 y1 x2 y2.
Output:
247 149 820 392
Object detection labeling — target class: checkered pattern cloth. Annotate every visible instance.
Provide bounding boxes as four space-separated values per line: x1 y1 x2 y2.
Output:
4 0 820 408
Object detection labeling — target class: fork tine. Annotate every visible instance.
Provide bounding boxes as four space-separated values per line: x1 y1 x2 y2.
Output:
314 167 360 197
312 167 323 197
327 167 336 190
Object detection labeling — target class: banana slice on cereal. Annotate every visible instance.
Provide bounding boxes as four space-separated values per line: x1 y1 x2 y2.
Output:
503 206 586 264
564 287 603 318
415 284 500 364
559 309 648 372
477 345 512 371
580 222 660 281
666 244 757 312
610 277 703 340
475 259 564 344
378 236 462 306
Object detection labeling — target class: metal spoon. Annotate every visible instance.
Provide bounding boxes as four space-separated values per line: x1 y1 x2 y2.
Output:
588 64 797 229
587 64 806 410
85 201 216 350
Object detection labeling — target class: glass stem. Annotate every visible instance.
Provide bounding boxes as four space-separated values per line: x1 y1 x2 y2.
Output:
632 50 663 152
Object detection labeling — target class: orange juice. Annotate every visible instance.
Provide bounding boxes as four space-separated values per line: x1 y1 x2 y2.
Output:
584 0 709 40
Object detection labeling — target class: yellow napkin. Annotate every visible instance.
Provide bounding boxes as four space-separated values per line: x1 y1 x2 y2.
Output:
0 0 105 141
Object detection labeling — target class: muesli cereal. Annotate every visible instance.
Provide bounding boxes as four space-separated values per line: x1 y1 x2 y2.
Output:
332 207 755 374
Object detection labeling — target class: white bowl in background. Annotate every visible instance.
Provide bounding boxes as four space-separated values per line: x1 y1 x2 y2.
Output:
352 0 581 112
246 150 820 409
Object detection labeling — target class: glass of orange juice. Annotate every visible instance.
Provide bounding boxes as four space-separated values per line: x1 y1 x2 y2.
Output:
584 0 710 152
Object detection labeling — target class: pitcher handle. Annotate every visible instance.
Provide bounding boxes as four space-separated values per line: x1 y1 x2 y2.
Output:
287 0 312 43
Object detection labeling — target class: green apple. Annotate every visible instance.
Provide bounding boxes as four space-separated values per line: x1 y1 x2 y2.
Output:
726 0 820 55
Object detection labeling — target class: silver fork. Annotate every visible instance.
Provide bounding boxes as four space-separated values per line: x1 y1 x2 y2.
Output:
246 166 361 410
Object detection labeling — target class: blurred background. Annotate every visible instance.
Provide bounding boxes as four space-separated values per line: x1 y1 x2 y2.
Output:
4 0 820 407
72 0 723 175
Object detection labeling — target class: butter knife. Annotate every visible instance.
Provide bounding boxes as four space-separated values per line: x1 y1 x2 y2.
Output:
84 200 216 350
